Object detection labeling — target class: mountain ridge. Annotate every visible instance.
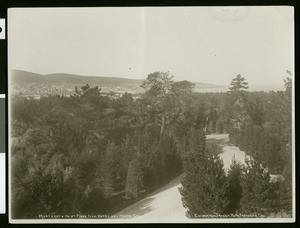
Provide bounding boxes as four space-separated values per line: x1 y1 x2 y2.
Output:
11 70 144 85
11 70 224 88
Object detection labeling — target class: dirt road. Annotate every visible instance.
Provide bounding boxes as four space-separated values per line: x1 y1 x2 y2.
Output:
206 134 249 172
116 175 188 222
115 134 247 222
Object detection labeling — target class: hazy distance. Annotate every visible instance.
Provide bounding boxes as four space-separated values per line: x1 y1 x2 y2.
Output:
8 7 294 88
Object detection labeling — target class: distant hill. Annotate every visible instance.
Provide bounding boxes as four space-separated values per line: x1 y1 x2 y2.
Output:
11 70 226 91
11 70 144 85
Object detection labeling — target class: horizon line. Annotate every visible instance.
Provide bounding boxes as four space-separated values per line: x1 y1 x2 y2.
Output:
11 69 285 88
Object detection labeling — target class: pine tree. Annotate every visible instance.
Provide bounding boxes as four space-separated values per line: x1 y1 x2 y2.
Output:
224 159 242 215
229 74 249 92
125 158 142 199
226 74 251 145
239 158 283 216
179 129 228 217
283 72 292 99
101 141 117 198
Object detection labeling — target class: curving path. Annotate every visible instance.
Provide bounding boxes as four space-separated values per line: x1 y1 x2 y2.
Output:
116 174 188 222
206 134 250 172
115 134 247 222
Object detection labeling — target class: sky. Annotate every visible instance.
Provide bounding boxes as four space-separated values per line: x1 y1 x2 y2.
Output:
8 6 294 87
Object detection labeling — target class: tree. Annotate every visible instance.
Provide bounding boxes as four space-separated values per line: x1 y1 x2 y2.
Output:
229 74 249 92
224 159 242 214
141 72 196 150
141 71 174 98
72 84 109 117
239 158 283 216
180 129 228 217
125 158 142 199
170 80 195 97
284 70 292 98
228 74 249 109
140 72 174 138
101 141 117 198
226 75 250 145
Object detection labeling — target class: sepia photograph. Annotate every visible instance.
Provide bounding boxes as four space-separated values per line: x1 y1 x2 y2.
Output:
8 6 294 223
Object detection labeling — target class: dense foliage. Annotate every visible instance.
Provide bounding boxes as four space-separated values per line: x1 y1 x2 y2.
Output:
11 72 205 218
180 74 293 218
11 72 293 218
227 74 293 216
